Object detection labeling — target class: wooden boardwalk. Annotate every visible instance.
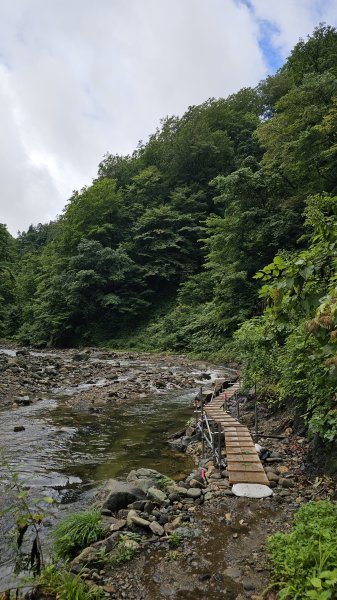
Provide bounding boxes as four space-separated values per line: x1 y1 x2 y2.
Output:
204 380 269 486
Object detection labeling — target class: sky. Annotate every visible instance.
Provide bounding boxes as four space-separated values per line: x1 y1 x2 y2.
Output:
0 0 337 235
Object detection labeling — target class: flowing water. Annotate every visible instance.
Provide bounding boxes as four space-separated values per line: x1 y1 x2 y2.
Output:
0 351 211 589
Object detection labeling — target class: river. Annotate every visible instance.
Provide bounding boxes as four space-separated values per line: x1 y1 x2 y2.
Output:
0 348 226 590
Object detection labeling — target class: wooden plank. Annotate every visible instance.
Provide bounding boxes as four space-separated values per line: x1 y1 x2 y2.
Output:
226 454 261 463
228 462 265 472
229 471 269 485
203 377 270 489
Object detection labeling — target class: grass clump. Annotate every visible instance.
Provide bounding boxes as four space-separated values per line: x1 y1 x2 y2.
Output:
166 550 186 561
52 510 106 559
39 565 104 599
108 534 141 566
168 531 182 548
268 500 337 599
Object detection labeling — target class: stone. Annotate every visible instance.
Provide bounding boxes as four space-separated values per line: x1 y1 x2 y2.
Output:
149 521 164 536
109 518 126 532
223 566 241 579
204 492 213 501
267 472 279 482
71 546 97 566
15 396 31 406
131 514 151 528
168 485 188 497
198 573 211 582
232 484 273 498
189 478 203 488
186 488 201 499
171 516 182 527
102 479 147 512
243 580 255 591
279 477 295 488
147 486 169 505
127 500 146 511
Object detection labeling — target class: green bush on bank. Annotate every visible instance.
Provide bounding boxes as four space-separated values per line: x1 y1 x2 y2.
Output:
268 501 337 599
52 510 106 560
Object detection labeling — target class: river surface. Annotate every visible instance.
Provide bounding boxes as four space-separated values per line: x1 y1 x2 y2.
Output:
0 349 227 590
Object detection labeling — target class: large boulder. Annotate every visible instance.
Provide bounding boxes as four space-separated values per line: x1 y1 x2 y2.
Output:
102 479 147 512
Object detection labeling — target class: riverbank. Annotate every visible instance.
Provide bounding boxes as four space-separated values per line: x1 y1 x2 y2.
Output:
0 345 219 410
0 346 230 593
1 347 336 599
58 390 336 600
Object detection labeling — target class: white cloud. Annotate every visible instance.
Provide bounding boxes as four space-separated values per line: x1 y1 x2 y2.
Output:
250 0 337 57
0 0 336 234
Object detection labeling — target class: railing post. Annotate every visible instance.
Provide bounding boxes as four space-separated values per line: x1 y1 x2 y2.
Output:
201 395 204 459
212 421 216 466
254 397 259 442
218 422 222 473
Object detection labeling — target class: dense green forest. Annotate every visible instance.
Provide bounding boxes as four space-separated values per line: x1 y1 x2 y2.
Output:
1 24 337 442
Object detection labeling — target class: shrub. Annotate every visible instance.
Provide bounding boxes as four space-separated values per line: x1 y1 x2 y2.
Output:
268 500 337 599
39 565 104 600
108 535 141 566
52 510 106 559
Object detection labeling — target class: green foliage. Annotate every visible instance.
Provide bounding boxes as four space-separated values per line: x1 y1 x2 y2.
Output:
157 476 175 492
108 534 141 566
52 511 106 560
39 565 104 600
268 501 337 599
168 531 182 547
0 224 16 336
3 24 337 444
166 550 187 561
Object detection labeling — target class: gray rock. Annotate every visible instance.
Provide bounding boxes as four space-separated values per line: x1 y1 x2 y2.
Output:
167 485 188 497
175 526 202 539
71 545 97 566
102 479 146 512
127 510 150 529
186 488 201 499
267 472 279 482
134 468 162 479
189 479 203 488
109 518 126 532
127 500 146 511
149 521 164 536
279 477 295 488
147 487 168 505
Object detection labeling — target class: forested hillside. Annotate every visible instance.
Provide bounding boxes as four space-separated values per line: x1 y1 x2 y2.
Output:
1 25 337 442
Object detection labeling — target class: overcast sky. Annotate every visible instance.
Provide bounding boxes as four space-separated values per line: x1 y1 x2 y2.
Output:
1 0 337 235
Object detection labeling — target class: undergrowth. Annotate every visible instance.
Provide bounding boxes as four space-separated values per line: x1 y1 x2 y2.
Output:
39 565 104 600
108 534 142 566
268 500 337 599
52 510 106 559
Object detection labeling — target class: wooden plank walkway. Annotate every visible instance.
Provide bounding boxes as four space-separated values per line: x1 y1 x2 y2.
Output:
204 380 269 486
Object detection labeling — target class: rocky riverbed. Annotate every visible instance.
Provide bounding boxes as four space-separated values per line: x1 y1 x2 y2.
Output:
48 394 337 599
0 345 216 410
1 346 336 599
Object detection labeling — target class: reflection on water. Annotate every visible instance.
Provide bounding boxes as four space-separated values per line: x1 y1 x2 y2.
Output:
0 386 196 588
0 389 196 498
